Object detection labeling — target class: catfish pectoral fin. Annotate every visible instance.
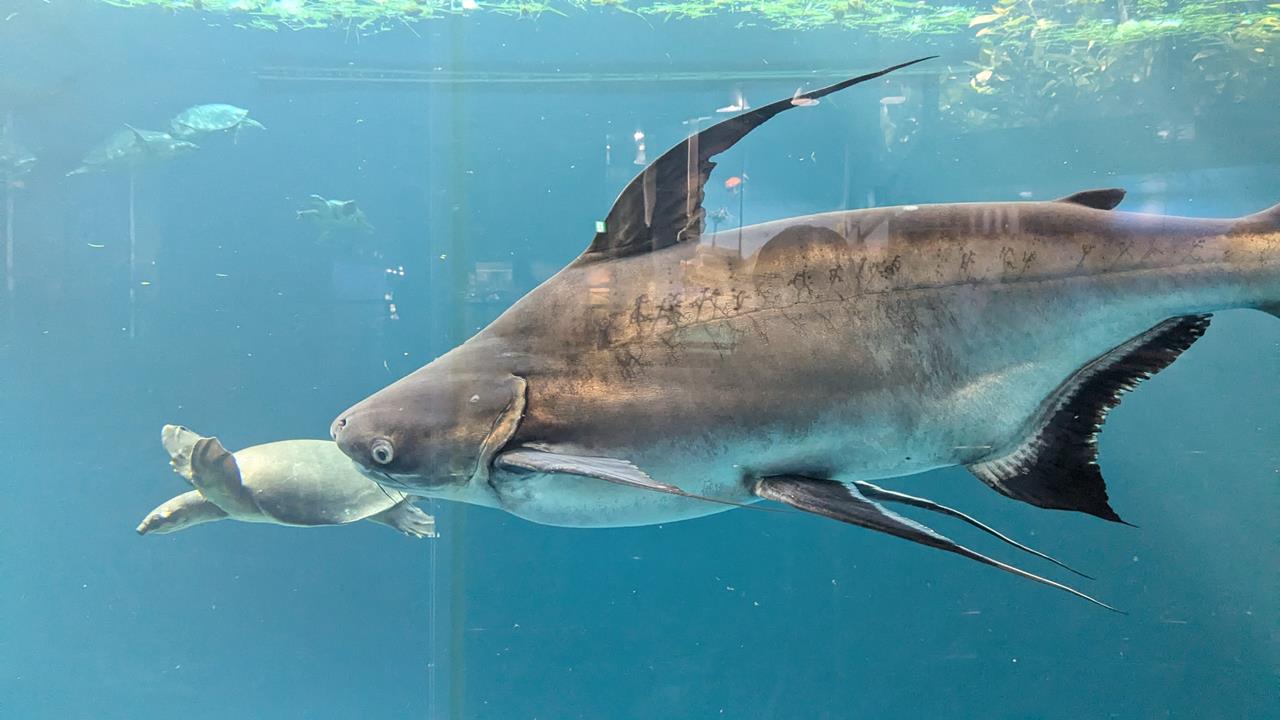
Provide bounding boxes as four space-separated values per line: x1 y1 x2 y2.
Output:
494 449 764 510
497 448 681 491
852 480 1091 580
753 475 1120 613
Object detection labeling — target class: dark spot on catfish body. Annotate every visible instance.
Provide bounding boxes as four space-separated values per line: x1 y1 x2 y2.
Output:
876 255 902 280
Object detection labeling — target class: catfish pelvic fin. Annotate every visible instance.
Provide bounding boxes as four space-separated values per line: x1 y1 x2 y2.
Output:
574 56 936 266
969 314 1211 523
754 475 1119 612
495 448 765 511
1054 188 1126 211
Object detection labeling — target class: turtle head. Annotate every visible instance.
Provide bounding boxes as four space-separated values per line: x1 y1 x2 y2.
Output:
331 355 526 497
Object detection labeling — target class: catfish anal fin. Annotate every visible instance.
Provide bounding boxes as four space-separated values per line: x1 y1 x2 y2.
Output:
969 314 1211 522
1055 188 1126 210
754 475 1119 612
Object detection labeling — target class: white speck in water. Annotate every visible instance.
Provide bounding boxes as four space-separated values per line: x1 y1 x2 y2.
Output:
214 273 228 278
469 394 480 403
1133 555 1140 563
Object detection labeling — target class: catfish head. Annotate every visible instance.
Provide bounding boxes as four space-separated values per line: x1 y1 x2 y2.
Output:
331 362 526 496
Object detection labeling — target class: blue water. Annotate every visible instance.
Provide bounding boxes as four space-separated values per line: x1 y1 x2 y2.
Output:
1 3 1277 718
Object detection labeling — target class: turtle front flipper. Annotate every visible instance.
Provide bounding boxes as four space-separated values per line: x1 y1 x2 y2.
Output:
367 501 437 538
137 490 228 535
233 118 265 144
189 436 261 518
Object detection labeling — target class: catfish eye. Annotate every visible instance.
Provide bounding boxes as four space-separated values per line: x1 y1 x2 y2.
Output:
370 439 395 465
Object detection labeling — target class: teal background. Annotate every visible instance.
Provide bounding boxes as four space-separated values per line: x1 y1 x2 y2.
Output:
1 2 1276 717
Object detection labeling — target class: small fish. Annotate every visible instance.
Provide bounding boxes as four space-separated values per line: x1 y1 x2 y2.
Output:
723 176 743 191
790 88 819 107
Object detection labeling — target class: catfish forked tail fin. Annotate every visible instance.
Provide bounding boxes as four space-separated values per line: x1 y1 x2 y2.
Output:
1241 201 1280 319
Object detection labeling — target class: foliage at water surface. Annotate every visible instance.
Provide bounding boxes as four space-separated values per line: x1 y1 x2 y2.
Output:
83 0 1278 128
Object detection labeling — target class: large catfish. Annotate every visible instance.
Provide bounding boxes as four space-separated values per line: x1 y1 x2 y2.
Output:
331 58 1279 610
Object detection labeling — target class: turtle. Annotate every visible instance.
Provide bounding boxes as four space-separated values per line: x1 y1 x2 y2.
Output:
136 424 436 538
66 125 197 177
296 194 376 236
169 103 266 144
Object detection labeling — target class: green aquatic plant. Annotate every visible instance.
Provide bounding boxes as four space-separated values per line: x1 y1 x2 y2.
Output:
954 0 1277 128
87 0 1277 128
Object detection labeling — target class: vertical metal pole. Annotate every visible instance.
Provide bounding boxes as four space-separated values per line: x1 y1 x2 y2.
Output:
4 165 13 304
128 168 137 340
4 110 14 322
445 17 470 720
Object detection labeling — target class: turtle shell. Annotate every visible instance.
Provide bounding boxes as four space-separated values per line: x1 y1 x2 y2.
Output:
232 439 409 526
171 104 250 134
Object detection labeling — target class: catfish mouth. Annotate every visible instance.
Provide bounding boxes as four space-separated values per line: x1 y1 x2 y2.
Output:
357 465 446 493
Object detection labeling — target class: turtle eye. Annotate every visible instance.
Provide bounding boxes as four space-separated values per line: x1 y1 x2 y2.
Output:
370 438 395 466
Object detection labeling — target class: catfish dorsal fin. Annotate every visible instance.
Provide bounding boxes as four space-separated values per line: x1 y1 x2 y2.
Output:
968 314 1212 523
572 56 936 266
1054 188 1126 211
